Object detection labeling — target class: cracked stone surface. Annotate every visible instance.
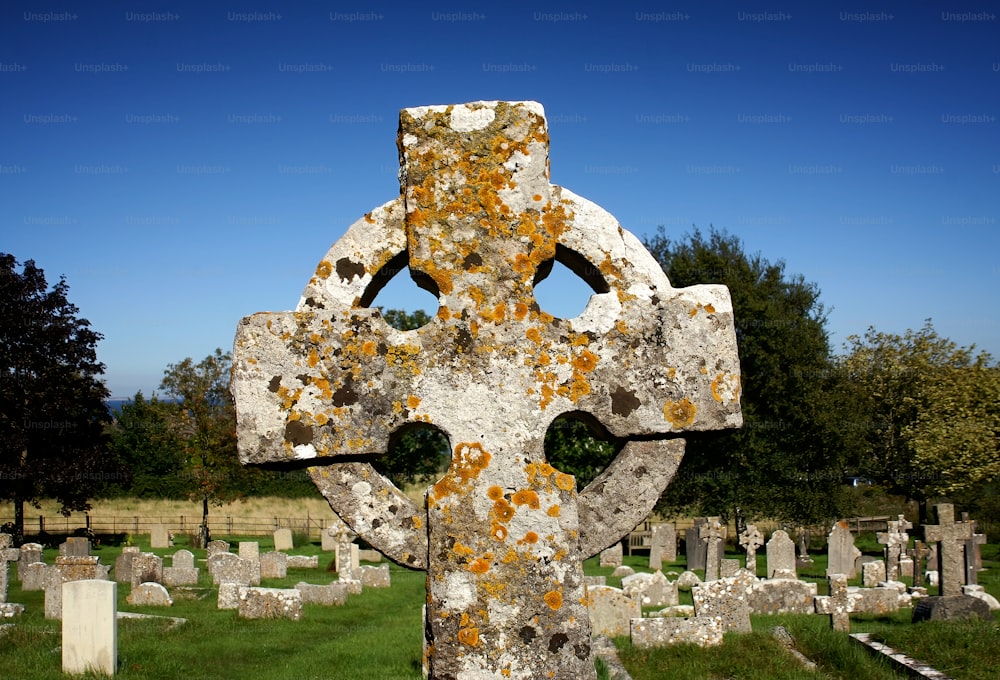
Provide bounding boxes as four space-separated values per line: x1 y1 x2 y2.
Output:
232 100 742 679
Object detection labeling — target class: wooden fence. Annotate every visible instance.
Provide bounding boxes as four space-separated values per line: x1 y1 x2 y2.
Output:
0 514 332 541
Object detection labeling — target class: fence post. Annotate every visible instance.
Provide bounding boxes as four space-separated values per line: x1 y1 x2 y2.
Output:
227 515 232 535
39 515 44 533
133 516 138 535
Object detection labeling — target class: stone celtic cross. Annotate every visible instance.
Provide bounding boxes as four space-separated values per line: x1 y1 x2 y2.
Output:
232 101 742 679
739 524 763 575
876 514 912 580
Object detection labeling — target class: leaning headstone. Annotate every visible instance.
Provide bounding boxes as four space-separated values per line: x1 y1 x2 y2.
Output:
273 528 294 552
127 582 173 607
296 581 348 606
599 543 623 568
692 570 754 633
826 521 858 578
586 585 640 637
60 537 91 557
260 551 288 580
231 100 741 678
766 530 796 579
130 553 163 588
237 587 302 621
922 503 973 596
631 616 724 648
113 547 140 584
912 594 991 623
739 524 763 576
360 564 391 588
862 560 887 588
62 579 116 676
206 540 229 560
150 524 171 549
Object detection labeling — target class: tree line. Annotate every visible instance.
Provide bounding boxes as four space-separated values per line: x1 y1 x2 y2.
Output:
2 233 998 542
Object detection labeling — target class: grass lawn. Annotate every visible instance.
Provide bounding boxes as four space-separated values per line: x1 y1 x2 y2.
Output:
2 535 999 678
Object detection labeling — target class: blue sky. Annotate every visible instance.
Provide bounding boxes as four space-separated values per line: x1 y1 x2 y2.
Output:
2 1 998 398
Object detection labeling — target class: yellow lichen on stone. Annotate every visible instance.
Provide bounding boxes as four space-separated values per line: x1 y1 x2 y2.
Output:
663 398 697 428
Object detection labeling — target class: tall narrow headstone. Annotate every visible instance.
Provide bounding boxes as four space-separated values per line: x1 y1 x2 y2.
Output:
826 521 858 578
922 503 973 596
63 580 117 676
686 519 708 571
231 100 741 678
700 517 725 582
908 540 931 588
150 524 171 549
19 542 43 580
648 523 676 571
876 514 911 581
739 524 763 576
766 530 796 579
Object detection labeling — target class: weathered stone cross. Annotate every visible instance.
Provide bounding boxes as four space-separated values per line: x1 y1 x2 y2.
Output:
739 524 763 576
876 514 911 580
907 539 931 587
814 573 859 632
232 101 742 679
922 503 973 597
701 517 726 581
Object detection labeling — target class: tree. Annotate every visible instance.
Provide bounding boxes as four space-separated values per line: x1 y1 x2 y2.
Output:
842 321 1000 519
642 227 855 527
0 253 118 541
159 348 251 545
106 392 187 498
544 415 617 489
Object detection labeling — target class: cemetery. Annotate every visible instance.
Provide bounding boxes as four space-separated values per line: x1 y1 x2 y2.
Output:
1 100 998 678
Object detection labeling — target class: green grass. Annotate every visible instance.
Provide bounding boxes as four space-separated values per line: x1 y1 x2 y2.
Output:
3 539 999 678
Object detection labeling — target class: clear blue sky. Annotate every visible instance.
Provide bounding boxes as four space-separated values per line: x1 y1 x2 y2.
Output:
2 1 998 398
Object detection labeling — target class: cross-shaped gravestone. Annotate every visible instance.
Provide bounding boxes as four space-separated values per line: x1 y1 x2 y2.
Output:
814 574 859 632
908 539 932 588
231 101 742 679
700 517 726 582
876 514 911 581
922 503 973 597
960 513 986 586
739 524 763 576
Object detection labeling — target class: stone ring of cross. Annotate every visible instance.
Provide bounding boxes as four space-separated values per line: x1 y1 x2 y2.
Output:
232 101 741 679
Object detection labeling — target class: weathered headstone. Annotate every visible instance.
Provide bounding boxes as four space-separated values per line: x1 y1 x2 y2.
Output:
60 537 91 557
599 543 623 568
908 540 931 587
648 523 676 570
208 553 256 586
20 562 48 591
287 555 319 569
586 585 640 637
876 514 911 581
826 521 858 578
814 574 859 632
130 553 163 588
912 594 991 623
62 579 116 676
231 100 741 678
621 570 677 608
961 513 986 586
296 581 348 606
739 524 763 576
127 582 172 607
692 570 754 633
360 564 391 588
631 616 723 648
46 556 107 620
686 519 708 571
273 528 294 552
796 527 813 563
766 530 796 579
149 524 171 549
335 540 359 580
260 551 288 580
862 560 887 588
700 517 726 582
113 547 140 584
747 579 817 615
163 549 199 587
206 540 229 560
18 543 43 580
237 587 302 621
922 503 973 596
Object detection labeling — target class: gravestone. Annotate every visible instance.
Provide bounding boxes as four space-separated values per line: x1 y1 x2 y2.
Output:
127 582 172 607
876 514 911 580
622 570 677 607
599 543 623 568
360 564 391 588
796 527 813 563
60 537 91 557
692 570 754 633
586 585 640 637
287 555 319 569
238 587 302 621
961 513 986 586
766 530 796 579
150 524 171 549
648 523 676 570
273 528 294 552
747 579 817 615
260 551 288 580
631 616 723 648
862 560 887 588
20 562 48 591
739 524 763 576
208 553 256 586
922 503 973 597
686 519 708 571
163 549 199 587
322 525 338 552
814 574 859 632
46 556 107 620
114 547 140 584
826 521 858 578
296 581 348 606
18 543 43 580
231 100 741 679
62 580 116 676
700 517 726 582
206 540 229 559
336 540 359 580
130 553 163 588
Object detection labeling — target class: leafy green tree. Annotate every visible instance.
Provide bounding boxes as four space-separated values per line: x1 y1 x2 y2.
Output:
544 415 617 489
106 392 187 498
0 254 118 541
842 321 1000 519
642 227 854 527
160 348 253 545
